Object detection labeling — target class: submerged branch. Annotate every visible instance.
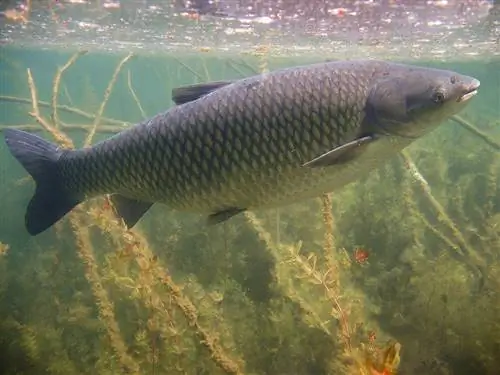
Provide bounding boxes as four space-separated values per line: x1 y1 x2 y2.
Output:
84 52 134 147
0 95 130 127
26 69 73 148
127 69 147 120
52 50 88 128
452 115 500 151
172 55 204 80
227 58 259 75
0 123 125 134
401 151 487 280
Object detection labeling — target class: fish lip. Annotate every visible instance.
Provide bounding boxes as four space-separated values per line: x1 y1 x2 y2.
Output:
457 79 480 102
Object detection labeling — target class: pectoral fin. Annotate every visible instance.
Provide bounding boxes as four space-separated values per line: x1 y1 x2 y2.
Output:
109 194 154 229
172 81 234 105
303 136 376 168
206 207 245 225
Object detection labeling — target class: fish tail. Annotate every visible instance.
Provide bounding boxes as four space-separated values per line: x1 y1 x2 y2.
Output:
3 128 82 235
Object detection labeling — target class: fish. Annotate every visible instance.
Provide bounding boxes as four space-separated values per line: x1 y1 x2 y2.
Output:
3 59 480 236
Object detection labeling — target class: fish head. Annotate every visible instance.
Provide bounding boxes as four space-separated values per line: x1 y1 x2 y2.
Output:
365 66 480 139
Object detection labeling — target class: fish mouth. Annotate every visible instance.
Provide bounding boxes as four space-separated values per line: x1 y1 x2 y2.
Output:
457 79 480 102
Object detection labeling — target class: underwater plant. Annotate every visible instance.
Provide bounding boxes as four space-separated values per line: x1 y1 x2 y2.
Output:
0 47 498 375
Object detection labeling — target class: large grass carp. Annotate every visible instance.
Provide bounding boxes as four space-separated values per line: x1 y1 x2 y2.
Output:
3 59 480 235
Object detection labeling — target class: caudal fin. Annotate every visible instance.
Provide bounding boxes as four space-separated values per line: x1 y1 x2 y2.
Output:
3 128 82 236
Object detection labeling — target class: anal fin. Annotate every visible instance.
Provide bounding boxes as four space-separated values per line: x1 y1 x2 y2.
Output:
109 194 153 229
303 135 376 168
206 207 245 225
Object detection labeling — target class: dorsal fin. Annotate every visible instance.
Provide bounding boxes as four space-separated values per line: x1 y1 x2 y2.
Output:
171 81 234 105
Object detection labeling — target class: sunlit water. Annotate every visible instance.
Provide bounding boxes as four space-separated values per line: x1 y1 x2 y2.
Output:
0 0 498 58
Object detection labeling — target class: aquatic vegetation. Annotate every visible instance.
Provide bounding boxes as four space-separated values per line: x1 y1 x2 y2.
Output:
0 48 499 375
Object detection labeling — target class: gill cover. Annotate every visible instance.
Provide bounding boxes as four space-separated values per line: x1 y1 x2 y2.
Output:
365 77 411 128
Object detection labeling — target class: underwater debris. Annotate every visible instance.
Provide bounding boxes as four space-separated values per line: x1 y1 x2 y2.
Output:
353 248 370 264
360 340 402 375
52 50 88 129
401 150 488 283
452 115 500 152
84 52 135 147
0 242 9 257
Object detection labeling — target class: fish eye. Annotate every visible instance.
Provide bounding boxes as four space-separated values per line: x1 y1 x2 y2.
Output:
432 91 445 104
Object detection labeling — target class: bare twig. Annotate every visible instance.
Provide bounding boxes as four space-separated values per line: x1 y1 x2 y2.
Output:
0 95 130 126
172 55 204 80
26 69 74 148
227 58 258 75
62 83 74 107
225 61 246 78
452 115 500 151
401 151 487 275
52 50 88 128
84 52 134 147
127 70 147 120
1 123 125 134
201 57 211 81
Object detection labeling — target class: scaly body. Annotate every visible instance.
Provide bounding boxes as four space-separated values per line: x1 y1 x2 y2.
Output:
3 59 480 235
62 60 386 211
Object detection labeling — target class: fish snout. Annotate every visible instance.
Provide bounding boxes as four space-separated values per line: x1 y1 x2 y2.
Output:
457 77 480 103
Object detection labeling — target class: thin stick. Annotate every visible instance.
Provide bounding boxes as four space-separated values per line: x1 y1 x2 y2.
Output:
27 69 40 115
127 70 147 120
228 58 259 75
52 50 88 128
84 52 134 147
26 69 73 148
1 123 126 134
401 151 486 273
276 209 280 248
172 56 204 80
201 57 211 81
0 95 130 126
452 115 500 151
409 200 463 253
225 60 248 78
62 83 74 107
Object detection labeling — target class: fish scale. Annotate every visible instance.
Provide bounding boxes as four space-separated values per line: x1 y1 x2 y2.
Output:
59 63 418 208
3 59 480 235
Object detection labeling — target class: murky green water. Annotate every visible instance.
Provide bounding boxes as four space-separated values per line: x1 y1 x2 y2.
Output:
0 2 499 374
